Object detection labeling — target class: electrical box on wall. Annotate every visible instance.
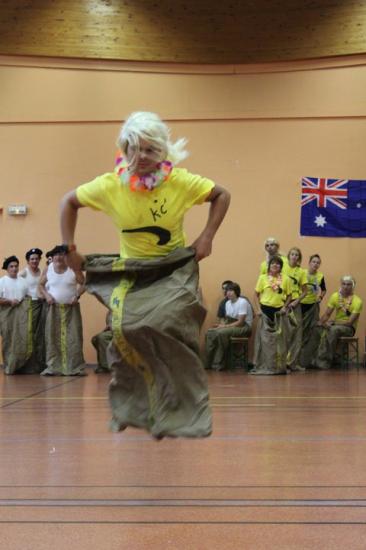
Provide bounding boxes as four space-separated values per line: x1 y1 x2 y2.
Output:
7 205 28 216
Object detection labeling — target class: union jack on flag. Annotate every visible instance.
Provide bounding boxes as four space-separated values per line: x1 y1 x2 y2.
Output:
301 177 348 210
300 176 366 238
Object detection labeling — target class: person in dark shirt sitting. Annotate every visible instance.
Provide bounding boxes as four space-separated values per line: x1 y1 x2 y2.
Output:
217 280 234 321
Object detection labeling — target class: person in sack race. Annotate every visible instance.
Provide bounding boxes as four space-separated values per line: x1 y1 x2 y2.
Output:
0 255 34 374
60 111 230 439
251 255 292 376
299 253 327 369
18 247 47 372
38 245 86 376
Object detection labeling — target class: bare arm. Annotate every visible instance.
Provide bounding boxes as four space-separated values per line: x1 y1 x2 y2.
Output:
318 306 334 326
74 270 85 286
60 190 83 244
289 284 307 309
38 268 55 305
254 291 262 316
281 294 293 314
60 190 86 272
76 270 86 300
190 184 230 262
222 313 246 328
66 268 86 305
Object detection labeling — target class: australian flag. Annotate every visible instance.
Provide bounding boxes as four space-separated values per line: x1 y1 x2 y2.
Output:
300 177 366 237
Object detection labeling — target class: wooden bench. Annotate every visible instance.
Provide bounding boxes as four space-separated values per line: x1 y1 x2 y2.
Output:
228 336 249 370
337 337 359 368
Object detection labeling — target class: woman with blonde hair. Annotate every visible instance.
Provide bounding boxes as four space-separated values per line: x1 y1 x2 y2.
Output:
60 111 230 439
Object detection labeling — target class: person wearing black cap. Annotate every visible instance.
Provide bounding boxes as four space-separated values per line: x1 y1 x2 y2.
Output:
0 256 34 374
45 250 53 265
0 256 28 305
38 245 85 376
19 248 43 299
17 248 47 373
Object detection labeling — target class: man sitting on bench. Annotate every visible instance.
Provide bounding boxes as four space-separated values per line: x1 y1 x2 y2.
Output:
313 275 363 369
205 282 253 371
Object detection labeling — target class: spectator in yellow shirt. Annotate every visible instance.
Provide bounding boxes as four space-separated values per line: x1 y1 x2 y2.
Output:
299 254 327 368
259 237 288 275
251 255 292 375
313 275 362 369
283 247 308 372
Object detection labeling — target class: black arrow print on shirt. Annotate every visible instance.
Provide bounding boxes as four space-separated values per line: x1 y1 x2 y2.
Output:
122 226 171 245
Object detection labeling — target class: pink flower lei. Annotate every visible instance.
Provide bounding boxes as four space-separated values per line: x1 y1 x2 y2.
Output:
268 274 282 292
338 291 353 313
115 152 173 192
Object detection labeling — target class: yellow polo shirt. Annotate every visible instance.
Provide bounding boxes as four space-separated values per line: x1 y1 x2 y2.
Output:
282 264 307 299
76 168 214 259
301 271 325 305
327 292 363 328
255 273 292 308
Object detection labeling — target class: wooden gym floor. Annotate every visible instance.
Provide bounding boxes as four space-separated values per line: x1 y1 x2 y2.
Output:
1 367 366 549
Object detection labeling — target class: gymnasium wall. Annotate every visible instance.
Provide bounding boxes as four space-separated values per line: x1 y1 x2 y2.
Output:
1 54 366 361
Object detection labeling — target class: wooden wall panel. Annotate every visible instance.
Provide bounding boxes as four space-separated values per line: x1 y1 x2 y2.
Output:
2 60 366 124
1 1 366 64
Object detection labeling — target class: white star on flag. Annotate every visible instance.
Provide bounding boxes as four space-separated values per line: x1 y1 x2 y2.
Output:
314 214 327 227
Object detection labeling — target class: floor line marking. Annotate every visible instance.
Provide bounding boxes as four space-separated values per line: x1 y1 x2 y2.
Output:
0 520 364 525
2 498 366 506
2 395 366 401
0 378 81 409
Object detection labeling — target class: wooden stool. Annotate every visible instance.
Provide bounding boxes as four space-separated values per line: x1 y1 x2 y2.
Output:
337 337 359 368
228 337 249 370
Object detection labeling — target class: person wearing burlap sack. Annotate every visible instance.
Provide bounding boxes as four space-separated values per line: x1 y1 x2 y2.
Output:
312 275 362 369
0 256 33 374
251 255 293 375
38 245 86 376
60 111 230 439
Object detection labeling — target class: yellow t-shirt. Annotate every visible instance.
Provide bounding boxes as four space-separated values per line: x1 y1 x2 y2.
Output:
76 168 215 259
327 291 363 327
259 255 288 276
255 273 292 308
301 270 325 305
282 264 307 299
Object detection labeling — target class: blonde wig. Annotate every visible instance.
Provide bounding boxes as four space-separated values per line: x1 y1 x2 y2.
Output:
117 112 189 172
